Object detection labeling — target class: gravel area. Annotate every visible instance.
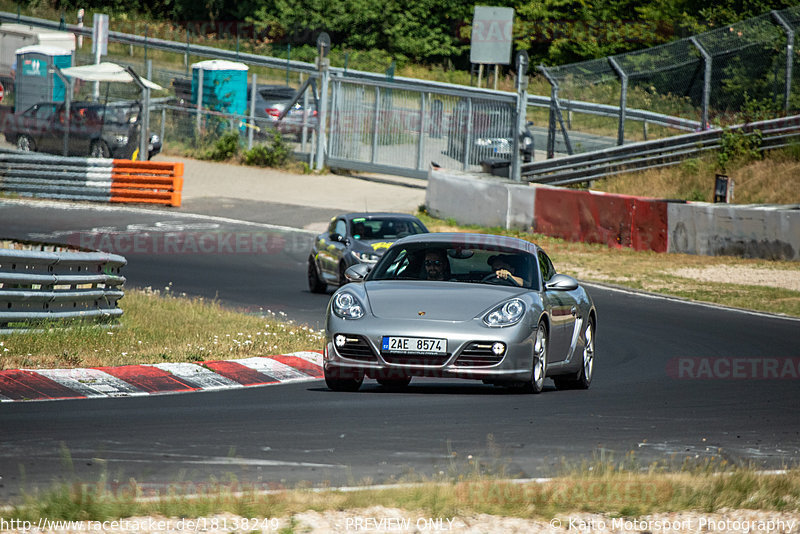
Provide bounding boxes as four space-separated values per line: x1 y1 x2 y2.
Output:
3 508 799 534
671 266 800 292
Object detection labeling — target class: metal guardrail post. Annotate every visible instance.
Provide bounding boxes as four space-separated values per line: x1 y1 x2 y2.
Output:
371 86 380 164
540 65 557 159
416 92 426 171
140 59 152 160
772 11 794 114
690 37 712 129
315 33 331 171
52 67 71 156
248 73 256 150
463 98 473 171
512 51 529 182
608 57 628 146
195 68 204 142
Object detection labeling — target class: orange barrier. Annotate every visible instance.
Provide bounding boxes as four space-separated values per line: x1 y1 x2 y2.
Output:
109 161 184 207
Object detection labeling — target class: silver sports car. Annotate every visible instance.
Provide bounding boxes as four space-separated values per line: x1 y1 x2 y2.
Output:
323 233 597 393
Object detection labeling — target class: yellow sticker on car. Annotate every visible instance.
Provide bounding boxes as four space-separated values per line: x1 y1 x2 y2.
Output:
371 242 393 250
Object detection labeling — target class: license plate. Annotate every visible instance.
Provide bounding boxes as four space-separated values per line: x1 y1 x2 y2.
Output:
381 336 447 355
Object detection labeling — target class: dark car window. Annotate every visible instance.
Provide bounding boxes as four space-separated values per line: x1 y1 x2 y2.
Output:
333 219 347 237
370 242 539 289
258 87 296 100
538 250 556 283
26 103 57 119
349 217 426 240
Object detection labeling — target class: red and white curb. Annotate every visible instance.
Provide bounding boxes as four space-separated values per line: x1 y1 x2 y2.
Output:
0 351 323 402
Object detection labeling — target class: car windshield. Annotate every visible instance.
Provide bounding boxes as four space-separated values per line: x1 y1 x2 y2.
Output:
350 218 426 240
369 242 539 290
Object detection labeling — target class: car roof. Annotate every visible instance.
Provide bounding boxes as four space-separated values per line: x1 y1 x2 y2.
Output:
393 232 539 254
336 212 423 222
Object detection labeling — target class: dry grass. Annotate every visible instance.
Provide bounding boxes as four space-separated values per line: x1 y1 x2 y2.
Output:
591 149 800 204
7 462 800 522
0 287 324 370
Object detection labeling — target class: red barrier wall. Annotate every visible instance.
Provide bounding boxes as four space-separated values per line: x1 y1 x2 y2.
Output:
534 187 668 252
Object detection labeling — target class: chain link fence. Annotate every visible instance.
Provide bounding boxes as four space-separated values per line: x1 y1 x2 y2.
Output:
539 5 800 154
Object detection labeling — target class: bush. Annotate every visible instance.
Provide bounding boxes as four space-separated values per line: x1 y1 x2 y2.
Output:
242 133 290 167
203 132 241 161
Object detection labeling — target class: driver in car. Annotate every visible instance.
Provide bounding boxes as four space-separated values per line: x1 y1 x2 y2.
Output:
488 255 524 286
424 249 450 281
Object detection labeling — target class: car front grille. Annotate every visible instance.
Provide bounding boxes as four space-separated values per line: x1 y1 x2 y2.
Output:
381 354 450 366
333 334 378 362
454 341 505 367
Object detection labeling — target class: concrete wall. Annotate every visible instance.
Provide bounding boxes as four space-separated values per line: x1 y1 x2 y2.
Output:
425 168 535 229
426 167 800 261
669 203 800 261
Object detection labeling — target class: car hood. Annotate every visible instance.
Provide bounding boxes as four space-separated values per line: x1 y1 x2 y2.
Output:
351 239 395 255
364 281 524 321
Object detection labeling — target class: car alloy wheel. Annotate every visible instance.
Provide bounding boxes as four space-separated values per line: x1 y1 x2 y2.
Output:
16 135 34 152
529 322 548 394
90 140 110 158
554 317 594 390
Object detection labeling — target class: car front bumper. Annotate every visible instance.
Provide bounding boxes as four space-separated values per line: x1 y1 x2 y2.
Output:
324 314 537 383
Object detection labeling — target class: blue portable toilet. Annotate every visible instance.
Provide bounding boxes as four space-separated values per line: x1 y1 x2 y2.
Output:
14 45 73 112
191 59 248 117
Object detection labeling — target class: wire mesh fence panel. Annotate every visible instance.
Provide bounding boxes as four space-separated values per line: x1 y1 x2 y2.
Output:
695 13 787 119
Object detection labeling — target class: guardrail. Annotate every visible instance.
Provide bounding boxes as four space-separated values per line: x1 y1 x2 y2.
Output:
521 114 800 185
0 153 184 206
0 247 126 333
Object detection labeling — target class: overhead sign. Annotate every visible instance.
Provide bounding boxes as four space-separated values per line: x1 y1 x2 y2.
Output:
470 6 514 65
92 13 109 56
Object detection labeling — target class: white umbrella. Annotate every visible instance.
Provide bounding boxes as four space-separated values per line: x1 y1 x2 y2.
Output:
61 62 162 91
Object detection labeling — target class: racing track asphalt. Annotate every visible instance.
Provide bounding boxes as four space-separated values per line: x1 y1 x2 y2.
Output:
0 159 798 501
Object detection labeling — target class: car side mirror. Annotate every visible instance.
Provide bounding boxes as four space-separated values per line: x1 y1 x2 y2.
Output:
330 232 345 243
345 263 371 282
545 273 579 291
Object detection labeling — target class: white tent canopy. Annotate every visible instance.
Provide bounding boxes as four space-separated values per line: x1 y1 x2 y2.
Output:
60 62 163 91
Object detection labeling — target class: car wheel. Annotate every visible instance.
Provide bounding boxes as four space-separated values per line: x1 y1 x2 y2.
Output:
307 256 327 294
89 140 111 158
16 134 35 152
324 366 364 392
554 317 595 390
524 321 548 394
377 376 412 388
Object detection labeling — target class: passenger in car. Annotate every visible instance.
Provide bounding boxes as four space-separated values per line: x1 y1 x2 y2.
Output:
488 255 524 286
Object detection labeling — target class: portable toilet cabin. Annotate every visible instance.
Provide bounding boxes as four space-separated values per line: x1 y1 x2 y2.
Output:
191 60 248 118
14 44 72 112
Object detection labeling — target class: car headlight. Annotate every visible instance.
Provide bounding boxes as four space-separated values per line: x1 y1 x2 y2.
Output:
483 298 526 327
114 135 129 145
332 291 365 320
351 250 380 263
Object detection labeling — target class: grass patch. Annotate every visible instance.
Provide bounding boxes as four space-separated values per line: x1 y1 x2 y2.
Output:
0 286 323 370
6 461 800 522
415 213 800 318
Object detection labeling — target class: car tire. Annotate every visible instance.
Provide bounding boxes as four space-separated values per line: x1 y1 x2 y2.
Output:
308 257 327 294
523 321 548 394
376 376 412 388
16 134 35 152
89 140 111 158
554 317 594 390
324 366 364 392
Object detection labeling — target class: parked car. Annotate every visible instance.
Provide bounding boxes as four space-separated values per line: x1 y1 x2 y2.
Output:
323 232 596 393
308 212 429 293
2 100 161 159
445 100 534 165
252 84 318 139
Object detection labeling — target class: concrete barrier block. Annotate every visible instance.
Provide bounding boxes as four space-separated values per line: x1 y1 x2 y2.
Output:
669 203 800 261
